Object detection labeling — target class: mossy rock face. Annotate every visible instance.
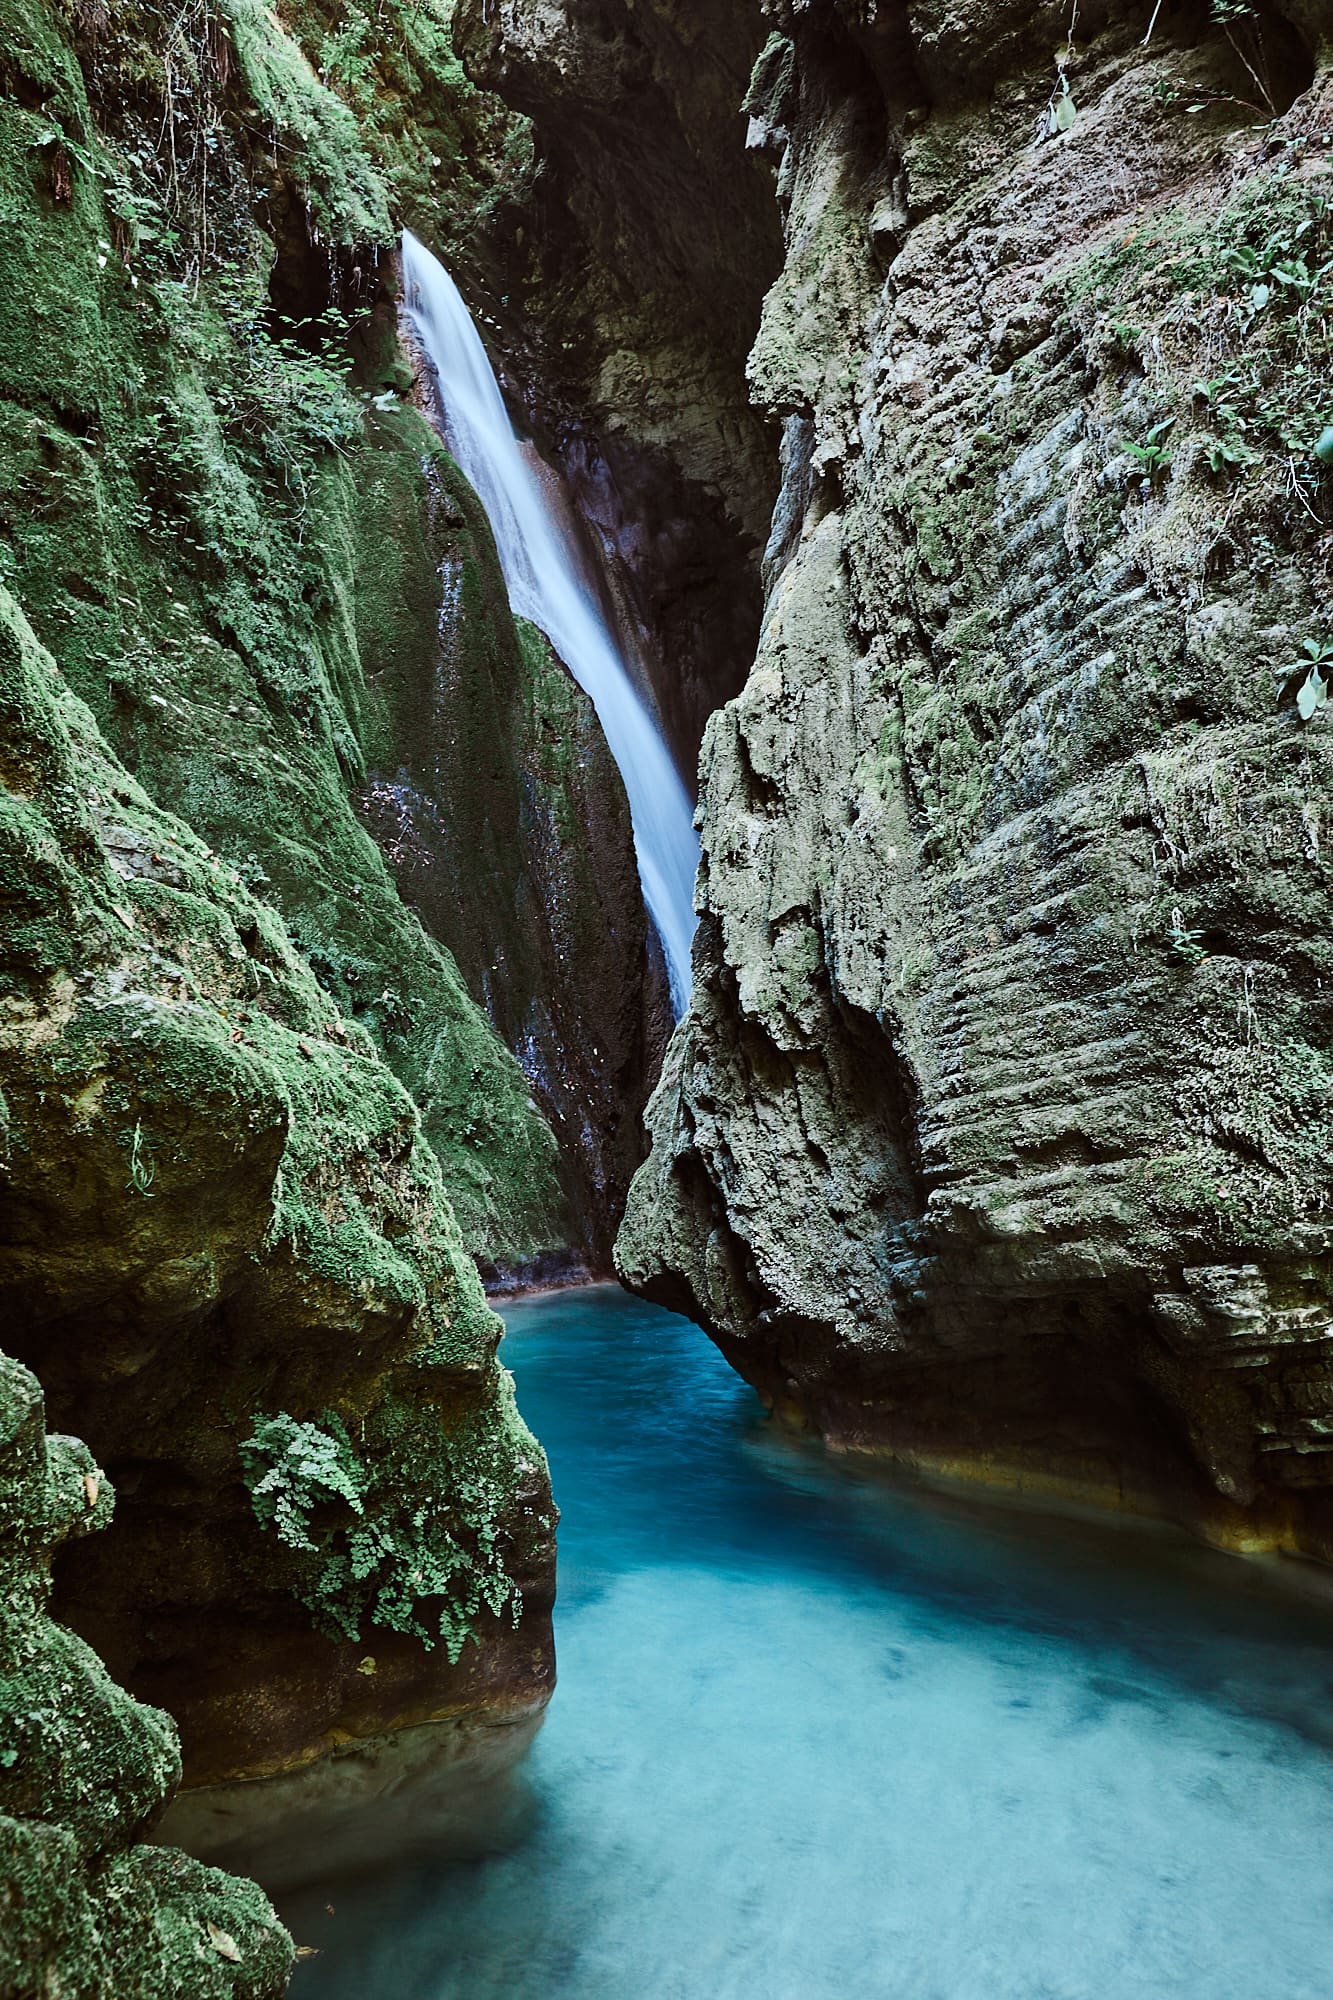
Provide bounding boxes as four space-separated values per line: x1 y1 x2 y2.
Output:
621 2 1333 1558
0 577 556 1782
0 0 667 1277
0 1353 293 2000
0 0 585 1265
353 415 671 1269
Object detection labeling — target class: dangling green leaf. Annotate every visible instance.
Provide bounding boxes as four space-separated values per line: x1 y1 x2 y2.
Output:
1297 668 1327 721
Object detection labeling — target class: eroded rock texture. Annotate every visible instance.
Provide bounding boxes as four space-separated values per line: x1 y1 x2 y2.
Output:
0 1351 293 1998
0 0 563 1826
456 0 785 773
622 0 1333 1557
0 583 555 1791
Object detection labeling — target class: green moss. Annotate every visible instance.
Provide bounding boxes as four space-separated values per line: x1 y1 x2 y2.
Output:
0 1354 293 1998
267 0 534 248
240 1371 545 1660
0 574 506 1350
221 0 390 242
0 0 569 1267
1060 153 1333 510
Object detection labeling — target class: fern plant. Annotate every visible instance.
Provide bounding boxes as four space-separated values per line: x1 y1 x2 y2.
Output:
240 1404 524 1661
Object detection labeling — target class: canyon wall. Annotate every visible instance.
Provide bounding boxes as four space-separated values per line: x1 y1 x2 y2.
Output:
0 0 662 1927
620 0 1333 1559
455 0 785 775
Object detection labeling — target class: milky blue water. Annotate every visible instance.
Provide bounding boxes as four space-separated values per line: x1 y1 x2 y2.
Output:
288 1285 1333 2000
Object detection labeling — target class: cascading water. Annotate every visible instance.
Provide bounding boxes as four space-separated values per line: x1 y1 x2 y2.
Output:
400 231 700 1015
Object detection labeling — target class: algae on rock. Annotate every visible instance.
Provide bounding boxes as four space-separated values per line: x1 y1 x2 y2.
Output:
0 1350 293 2000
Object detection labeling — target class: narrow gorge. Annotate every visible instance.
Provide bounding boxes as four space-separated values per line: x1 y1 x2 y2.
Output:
1 0 1331 1996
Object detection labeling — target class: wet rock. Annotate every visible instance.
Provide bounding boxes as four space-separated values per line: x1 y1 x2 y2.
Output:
456 0 785 772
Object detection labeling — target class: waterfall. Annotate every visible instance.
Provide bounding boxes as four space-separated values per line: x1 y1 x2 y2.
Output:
400 231 700 1016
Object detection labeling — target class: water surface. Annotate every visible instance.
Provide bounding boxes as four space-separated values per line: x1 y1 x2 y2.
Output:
288 1285 1333 1999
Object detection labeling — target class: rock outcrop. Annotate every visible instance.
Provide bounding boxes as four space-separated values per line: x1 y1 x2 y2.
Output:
1 579 555 1800
621 0 1333 1559
455 0 785 775
0 0 590 1851
354 363 670 1273
0 1349 293 1998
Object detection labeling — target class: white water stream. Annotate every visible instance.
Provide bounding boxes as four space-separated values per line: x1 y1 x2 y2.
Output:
400 232 700 1014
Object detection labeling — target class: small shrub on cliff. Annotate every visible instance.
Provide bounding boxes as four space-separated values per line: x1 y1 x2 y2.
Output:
1069 163 1333 528
240 1401 524 1660
1123 417 1175 482
1287 636 1333 721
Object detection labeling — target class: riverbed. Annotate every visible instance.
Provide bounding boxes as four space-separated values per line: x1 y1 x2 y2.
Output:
285 1284 1333 1999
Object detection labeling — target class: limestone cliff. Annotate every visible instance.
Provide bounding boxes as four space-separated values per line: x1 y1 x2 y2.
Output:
353 394 669 1274
0 0 626 1862
621 0 1333 1559
1 578 555 1797
455 0 785 775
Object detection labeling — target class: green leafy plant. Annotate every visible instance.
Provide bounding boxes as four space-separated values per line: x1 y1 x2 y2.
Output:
240 1407 524 1660
1205 434 1262 474
1191 378 1263 473
1168 909 1209 965
242 1412 364 1551
1107 318 1143 352
1081 177 1333 518
1124 418 1175 481
1287 637 1333 721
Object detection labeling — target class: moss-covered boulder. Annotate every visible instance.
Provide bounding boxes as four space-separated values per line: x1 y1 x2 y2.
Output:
0 1350 293 1999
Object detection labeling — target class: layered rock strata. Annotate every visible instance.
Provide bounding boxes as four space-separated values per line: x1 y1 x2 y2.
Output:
621 0 1333 1558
